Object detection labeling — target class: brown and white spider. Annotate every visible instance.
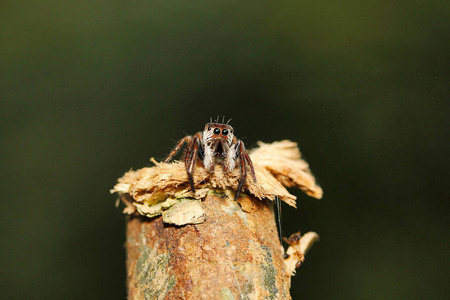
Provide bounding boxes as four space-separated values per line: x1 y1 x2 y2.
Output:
165 121 257 200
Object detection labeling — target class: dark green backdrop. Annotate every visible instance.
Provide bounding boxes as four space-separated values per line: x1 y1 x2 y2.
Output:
1 1 449 299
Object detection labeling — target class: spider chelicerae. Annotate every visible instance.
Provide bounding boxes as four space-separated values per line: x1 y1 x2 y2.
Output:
165 121 257 200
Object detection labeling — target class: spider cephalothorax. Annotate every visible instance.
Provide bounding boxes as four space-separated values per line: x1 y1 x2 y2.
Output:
165 122 257 200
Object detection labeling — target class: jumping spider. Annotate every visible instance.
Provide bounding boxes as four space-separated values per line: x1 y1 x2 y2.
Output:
165 121 257 200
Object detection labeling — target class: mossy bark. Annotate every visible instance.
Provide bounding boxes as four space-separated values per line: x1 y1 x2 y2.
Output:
125 192 291 300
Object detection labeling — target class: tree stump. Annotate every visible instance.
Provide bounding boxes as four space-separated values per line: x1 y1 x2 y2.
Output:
126 193 291 300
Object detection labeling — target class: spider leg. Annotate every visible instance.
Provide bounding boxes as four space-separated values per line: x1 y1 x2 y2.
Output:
244 152 257 182
224 143 237 173
234 140 258 200
185 133 202 194
224 136 239 173
203 140 216 173
165 136 192 162
235 140 248 201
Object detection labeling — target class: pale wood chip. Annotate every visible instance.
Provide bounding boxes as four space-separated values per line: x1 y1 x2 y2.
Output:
250 140 323 199
284 231 320 276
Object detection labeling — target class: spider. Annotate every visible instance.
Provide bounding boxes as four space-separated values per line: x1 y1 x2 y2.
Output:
165 121 257 201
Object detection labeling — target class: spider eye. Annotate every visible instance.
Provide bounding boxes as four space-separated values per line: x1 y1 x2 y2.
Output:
208 127 211 131
222 129 228 135
213 128 220 134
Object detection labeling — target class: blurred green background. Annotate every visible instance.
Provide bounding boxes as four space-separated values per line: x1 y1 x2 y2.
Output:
1 0 449 299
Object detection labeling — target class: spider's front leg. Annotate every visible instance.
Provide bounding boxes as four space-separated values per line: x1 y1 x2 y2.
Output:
224 143 237 172
184 132 203 194
234 140 257 201
165 136 193 163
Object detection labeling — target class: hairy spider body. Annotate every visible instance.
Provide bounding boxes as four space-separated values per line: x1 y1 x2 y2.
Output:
165 122 257 200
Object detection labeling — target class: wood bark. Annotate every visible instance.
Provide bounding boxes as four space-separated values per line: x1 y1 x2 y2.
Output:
125 193 291 300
